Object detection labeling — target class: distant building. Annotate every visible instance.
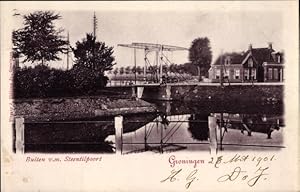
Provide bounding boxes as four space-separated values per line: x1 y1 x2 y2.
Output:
10 51 20 71
209 43 284 82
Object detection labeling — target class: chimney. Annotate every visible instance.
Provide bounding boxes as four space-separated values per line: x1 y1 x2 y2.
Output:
248 44 252 51
268 42 273 50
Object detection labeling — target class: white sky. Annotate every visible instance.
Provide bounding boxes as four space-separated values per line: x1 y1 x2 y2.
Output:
11 2 284 70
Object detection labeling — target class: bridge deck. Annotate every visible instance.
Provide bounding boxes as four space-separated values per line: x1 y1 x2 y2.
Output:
106 82 284 88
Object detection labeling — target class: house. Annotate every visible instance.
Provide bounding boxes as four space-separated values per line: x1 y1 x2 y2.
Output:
10 51 20 70
208 43 284 82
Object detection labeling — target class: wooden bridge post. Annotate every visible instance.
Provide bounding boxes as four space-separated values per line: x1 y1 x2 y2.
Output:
114 115 123 155
15 117 25 154
166 101 171 115
166 85 171 100
208 116 217 155
131 86 136 98
137 86 144 99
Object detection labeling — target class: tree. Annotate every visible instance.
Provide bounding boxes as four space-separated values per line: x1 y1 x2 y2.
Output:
69 65 108 94
169 64 177 73
113 68 118 76
72 33 116 74
131 66 136 74
70 33 115 90
183 62 198 76
125 66 131 74
136 66 142 74
176 64 184 74
148 65 158 74
119 67 125 75
189 37 212 81
162 65 168 74
12 11 67 65
13 65 74 98
148 65 158 82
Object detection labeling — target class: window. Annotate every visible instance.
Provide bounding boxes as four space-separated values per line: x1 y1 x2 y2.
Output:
268 68 273 80
235 69 240 79
251 68 256 80
225 57 231 65
248 58 253 68
274 68 278 80
215 69 220 79
277 55 281 63
244 69 249 80
224 69 229 79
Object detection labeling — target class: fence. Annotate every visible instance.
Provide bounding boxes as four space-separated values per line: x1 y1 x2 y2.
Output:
14 115 284 155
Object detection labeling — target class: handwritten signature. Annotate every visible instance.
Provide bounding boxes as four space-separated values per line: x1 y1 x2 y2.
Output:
161 154 275 189
160 169 199 189
217 166 269 187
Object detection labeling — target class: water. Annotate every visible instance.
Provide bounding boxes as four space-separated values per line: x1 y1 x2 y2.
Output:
20 101 284 153
107 102 284 154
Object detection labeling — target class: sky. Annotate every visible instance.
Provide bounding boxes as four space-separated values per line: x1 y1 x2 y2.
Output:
11 4 283 70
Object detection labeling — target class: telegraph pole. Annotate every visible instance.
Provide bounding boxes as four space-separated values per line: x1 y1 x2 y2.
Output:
67 31 70 70
93 12 97 38
220 49 224 87
156 50 159 83
92 12 97 70
134 48 137 84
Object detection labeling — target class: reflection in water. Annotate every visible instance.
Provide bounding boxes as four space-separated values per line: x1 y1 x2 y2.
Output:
107 102 284 154
224 113 283 139
111 114 211 154
22 113 157 153
188 114 209 141
212 113 283 151
23 101 284 153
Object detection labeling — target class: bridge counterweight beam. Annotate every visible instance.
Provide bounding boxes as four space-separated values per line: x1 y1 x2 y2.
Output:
156 50 159 83
144 49 147 82
159 46 163 83
134 47 137 84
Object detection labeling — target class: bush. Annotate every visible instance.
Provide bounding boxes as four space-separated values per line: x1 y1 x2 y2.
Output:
69 65 108 95
13 65 108 99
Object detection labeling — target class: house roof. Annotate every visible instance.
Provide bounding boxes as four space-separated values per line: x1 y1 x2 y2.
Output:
213 52 245 65
244 48 275 64
213 47 281 66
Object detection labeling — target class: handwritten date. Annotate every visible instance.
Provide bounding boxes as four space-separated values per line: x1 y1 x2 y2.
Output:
208 154 275 168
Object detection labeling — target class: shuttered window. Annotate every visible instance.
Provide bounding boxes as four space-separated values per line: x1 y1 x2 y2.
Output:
268 68 273 80
215 69 220 79
244 69 249 80
235 69 240 79
251 68 256 80
274 68 278 80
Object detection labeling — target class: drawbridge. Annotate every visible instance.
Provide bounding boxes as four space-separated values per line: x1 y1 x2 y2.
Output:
118 42 188 84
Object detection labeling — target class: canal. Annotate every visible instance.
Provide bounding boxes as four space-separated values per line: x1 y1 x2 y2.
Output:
20 101 284 153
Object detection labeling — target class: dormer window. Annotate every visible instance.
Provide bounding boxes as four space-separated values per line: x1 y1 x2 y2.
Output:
277 55 281 63
225 56 231 65
248 58 253 67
